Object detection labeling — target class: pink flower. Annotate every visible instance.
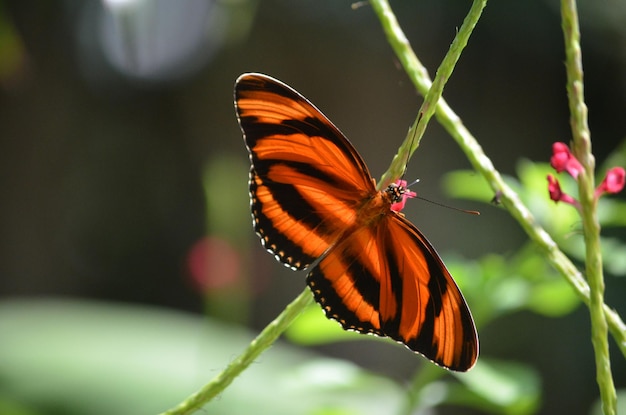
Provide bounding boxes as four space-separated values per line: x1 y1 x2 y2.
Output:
547 174 578 206
548 142 624 205
595 167 625 198
550 142 583 179
390 180 417 212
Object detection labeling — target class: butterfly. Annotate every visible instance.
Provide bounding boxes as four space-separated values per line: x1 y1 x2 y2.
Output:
234 73 478 371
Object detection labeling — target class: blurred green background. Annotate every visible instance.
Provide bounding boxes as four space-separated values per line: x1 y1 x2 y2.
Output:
0 0 625 414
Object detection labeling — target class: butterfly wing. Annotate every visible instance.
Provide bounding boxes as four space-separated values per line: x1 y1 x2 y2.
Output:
236 73 478 370
307 212 478 371
235 73 376 270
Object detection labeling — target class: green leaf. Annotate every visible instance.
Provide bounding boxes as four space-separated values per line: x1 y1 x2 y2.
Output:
0 299 404 415
285 303 362 345
441 170 495 202
599 237 626 276
527 277 581 316
449 358 541 415
598 199 626 228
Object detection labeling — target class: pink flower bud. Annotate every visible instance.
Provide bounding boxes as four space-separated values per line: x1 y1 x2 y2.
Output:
547 174 578 205
550 142 583 179
595 167 625 198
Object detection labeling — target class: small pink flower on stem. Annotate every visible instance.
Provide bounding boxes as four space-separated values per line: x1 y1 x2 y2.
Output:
595 167 625 198
547 174 579 207
390 179 417 212
550 142 583 179
547 141 624 206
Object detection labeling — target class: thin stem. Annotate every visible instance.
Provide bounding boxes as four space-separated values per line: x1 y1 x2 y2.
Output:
372 0 488 189
159 288 313 415
370 0 626 360
561 0 616 414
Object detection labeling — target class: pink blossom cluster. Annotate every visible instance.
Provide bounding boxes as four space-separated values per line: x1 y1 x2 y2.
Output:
547 142 625 208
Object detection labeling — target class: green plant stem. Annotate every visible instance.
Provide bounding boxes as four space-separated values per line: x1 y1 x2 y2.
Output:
370 0 626 360
374 0 488 189
159 288 313 415
561 0 616 413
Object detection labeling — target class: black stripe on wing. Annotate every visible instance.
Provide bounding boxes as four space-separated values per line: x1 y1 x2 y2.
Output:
235 73 374 190
382 214 478 371
251 167 344 270
306 226 388 335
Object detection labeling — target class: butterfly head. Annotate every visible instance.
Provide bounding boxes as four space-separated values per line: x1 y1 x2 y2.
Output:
388 179 417 212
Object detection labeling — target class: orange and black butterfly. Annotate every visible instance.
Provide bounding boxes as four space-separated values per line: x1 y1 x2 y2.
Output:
234 73 478 371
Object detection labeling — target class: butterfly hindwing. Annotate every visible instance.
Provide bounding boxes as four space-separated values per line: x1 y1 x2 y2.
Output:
384 214 478 370
235 73 376 270
307 212 478 371
307 224 385 335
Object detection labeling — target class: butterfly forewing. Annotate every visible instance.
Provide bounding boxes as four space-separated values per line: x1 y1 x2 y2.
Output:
235 73 375 270
234 73 478 371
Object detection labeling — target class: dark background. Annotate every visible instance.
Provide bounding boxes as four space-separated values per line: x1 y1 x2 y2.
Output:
1 1 625 414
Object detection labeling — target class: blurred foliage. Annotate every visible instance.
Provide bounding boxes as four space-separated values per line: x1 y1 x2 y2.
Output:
0 299 405 415
197 156 252 324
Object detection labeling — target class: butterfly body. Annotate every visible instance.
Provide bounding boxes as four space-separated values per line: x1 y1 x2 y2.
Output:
235 73 478 371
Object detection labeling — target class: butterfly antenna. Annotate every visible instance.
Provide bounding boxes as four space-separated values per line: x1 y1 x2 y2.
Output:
406 178 420 188
415 195 480 216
